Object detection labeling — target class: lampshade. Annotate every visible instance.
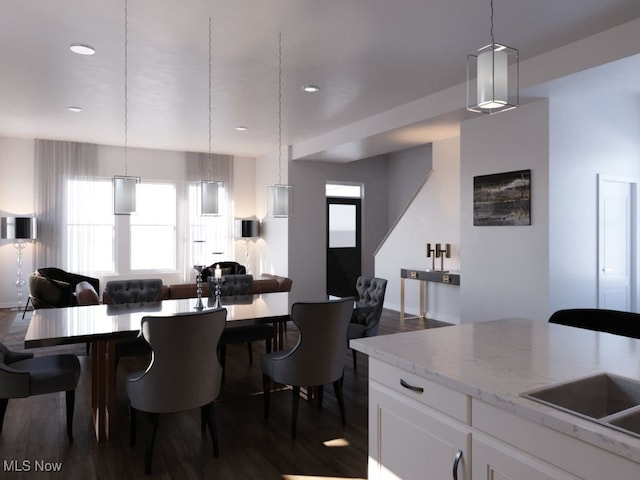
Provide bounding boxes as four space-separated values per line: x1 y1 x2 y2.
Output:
467 43 518 114
237 218 260 238
1 216 37 240
201 180 223 216
113 176 140 215
268 184 293 218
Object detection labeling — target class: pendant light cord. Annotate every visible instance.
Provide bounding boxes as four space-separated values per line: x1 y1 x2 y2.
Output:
278 33 282 185
124 0 128 176
490 0 495 46
208 17 213 181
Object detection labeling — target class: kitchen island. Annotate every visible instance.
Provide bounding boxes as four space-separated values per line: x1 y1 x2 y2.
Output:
351 317 640 480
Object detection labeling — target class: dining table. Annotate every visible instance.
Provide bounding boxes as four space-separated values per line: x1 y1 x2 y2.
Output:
23 292 296 442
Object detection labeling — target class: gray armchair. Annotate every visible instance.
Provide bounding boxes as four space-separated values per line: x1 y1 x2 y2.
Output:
347 276 388 370
261 298 354 439
0 342 81 442
25 267 100 317
127 308 227 474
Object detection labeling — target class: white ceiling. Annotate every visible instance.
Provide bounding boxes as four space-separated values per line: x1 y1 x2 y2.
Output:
1 0 640 159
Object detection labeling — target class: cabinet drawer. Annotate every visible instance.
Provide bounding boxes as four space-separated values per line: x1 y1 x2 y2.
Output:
473 399 640 480
370 357 470 423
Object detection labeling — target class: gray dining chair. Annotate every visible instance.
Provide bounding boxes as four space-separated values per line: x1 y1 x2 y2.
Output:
347 276 388 370
213 275 274 374
0 342 81 442
261 298 354 439
104 279 165 368
127 308 227 474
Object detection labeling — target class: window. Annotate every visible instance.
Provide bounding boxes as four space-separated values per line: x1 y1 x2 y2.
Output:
66 179 115 274
185 183 231 269
326 183 362 198
130 182 177 270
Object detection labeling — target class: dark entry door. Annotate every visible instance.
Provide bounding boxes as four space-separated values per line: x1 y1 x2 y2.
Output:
326 197 361 297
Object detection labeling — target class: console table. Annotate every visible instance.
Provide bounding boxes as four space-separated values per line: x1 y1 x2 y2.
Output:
400 268 460 323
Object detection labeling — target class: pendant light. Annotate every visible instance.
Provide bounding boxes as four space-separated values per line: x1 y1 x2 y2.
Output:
114 0 140 215
467 0 518 115
268 34 293 218
201 17 224 216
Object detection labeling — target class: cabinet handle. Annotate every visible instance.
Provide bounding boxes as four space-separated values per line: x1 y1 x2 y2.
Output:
399 379 424 393
452 450 463 480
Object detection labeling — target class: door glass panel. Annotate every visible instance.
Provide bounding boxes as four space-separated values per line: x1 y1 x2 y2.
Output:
329 204 356 248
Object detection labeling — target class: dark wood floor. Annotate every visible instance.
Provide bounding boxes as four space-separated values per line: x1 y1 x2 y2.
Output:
0 308 450 479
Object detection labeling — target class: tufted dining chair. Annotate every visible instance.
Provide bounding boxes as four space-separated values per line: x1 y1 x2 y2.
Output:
127 308 227 474
262 298 354 439
211 275 274 376
104 279 166 368
347 276 388 370
0 342 81 442
104 279 165 304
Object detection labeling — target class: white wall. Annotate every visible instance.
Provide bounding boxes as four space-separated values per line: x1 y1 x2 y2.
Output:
375 136 461 323
387 144 433 225
549 92 640 312
0 137 35 308
460 100 550 323
254 149 289 278
288 155 389 295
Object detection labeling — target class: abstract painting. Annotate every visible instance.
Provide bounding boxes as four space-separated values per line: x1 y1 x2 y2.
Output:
473 169 531 226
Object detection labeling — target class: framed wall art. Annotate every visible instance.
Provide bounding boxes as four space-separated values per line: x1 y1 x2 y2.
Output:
473 169 531 226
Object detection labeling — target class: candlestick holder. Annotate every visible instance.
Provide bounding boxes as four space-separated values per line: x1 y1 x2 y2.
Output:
212 277 223 309
193 264 205 310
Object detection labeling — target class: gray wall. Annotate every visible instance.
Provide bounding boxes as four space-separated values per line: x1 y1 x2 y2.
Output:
549 92 640 312
460 100 550 323
387 144 433 225
288 155 389 294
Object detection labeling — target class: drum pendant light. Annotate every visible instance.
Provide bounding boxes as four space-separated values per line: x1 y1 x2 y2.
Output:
268 34 293 218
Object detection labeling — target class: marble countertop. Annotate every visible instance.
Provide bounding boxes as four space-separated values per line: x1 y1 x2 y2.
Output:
351 317 640 463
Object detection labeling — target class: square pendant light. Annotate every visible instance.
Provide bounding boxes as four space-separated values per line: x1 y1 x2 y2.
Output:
114 176 140 215
268 184 293 218
201 180 224 216
467 43 519 114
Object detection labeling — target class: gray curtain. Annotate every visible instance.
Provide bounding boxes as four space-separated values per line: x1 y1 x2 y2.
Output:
33 139 99 270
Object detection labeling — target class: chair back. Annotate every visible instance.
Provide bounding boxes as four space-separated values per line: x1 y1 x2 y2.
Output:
0 343 31 398
202 261 246 280
127 308 227 413
213 274 253 296
354 276 388 336
549 308 640 339
272 298 354 386
105 279 164 304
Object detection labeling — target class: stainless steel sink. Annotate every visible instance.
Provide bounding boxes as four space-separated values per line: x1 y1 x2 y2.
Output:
522 373 640 438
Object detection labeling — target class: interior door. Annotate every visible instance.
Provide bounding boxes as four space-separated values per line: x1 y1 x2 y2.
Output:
598 175 637 311
326 197 361 297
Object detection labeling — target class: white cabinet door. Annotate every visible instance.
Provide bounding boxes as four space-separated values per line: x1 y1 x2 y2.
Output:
473 433 581 480
369 381 471 480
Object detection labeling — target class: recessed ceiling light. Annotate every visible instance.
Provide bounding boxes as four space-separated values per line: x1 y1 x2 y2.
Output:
69 44 96 55
235 126 248 131
302 85 320 93
67 106 83 112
